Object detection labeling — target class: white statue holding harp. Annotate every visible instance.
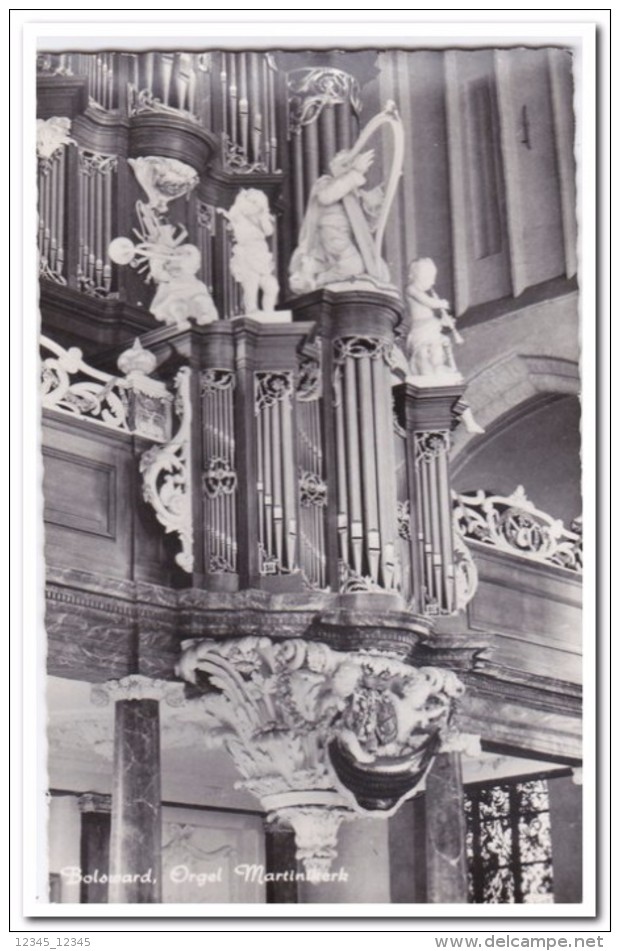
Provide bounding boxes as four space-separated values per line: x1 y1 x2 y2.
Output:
289 101 404 295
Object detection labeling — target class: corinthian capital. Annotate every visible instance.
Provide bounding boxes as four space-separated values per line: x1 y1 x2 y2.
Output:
176 635 467 867
91 674 181 706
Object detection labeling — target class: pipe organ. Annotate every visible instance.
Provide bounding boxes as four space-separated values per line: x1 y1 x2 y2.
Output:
37 47 471 619
37 144 68 285
37 42 583 904
76 149 118 297
201 368 238 575
286 66 361 233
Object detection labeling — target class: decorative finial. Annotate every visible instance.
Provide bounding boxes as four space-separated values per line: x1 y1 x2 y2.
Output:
117 338 157 378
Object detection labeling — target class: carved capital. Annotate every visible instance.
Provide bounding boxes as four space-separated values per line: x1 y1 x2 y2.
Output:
91 674 178 705
439 731 482 757
176 635 467 866
78 792 112 814
267 805 353 877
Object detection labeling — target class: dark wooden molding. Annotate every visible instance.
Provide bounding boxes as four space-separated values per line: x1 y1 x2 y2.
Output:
37 75 89 119
128 113 217 177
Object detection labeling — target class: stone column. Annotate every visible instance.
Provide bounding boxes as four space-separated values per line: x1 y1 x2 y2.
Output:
48 794 81 903
425 752 468 903
548 772 583 903
91 675 169 903
264 823 298 904
78 792 111 904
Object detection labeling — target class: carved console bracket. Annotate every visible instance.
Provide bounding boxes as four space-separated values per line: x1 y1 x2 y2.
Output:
140 366 194 572
176 635 474 870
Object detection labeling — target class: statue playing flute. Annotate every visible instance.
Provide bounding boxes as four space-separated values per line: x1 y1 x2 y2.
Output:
405 257 484 435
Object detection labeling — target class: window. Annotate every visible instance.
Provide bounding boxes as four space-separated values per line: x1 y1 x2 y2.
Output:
465 778 554 903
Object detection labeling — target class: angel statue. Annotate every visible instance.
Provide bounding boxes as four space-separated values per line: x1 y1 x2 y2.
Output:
289 101 404 295
109 202 219 327
218 189 279 314
405 257 484 435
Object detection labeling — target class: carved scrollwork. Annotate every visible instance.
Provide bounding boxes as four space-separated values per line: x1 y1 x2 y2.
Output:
129 87 201 125
140 367 193 573
196 200 217 235
397 500 411 540
414 431 450 465
222 135 269 175
78 148 118 178
200 369 235 395
452 486 582 573
41 335 129 432
452 529 479 611
338 561 382 594
299 471 327 508
296 352 322 402
334 335 395 366
209 554 236 574
203 458 237 498
255 371 293 413
287 67 362 134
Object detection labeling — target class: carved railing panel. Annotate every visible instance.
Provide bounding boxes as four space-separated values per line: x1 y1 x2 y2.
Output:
201 369 237 574
41 335 172 441
452 487 582 573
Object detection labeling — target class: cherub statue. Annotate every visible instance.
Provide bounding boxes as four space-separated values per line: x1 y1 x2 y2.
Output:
219 189 279 314
405 257 484 434
109 202 218 327
149 242 218 326
405 258 461 378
